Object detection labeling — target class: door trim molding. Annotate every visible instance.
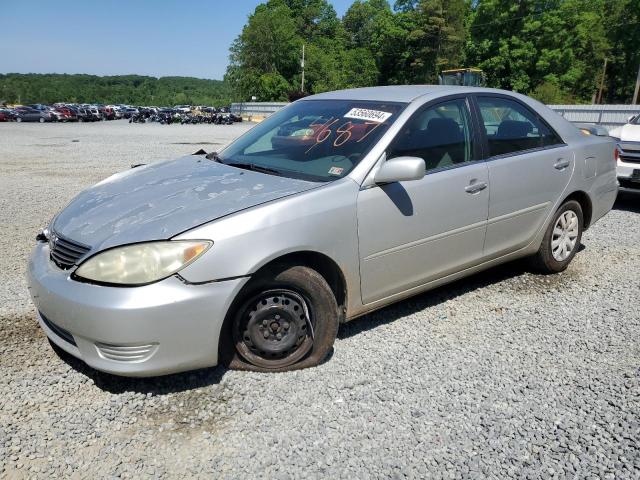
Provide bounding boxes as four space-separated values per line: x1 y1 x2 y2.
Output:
363 220 487 261
487 202 550 226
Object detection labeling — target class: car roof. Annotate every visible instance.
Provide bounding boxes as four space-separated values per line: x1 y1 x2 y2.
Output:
303 85 584 142
304 85 524 104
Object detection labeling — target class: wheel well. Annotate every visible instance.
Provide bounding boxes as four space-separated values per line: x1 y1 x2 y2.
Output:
562 191 593 229
252 251 347 315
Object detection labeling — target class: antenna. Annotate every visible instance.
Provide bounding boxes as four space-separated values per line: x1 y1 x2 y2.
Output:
301 44 305 93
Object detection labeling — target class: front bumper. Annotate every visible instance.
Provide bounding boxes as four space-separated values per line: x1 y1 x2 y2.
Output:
27 242 248 376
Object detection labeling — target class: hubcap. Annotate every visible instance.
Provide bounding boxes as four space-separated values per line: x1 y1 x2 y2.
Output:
551 210 579 261
234 289 314 368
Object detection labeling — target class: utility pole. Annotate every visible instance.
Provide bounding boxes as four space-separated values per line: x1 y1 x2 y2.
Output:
633 62 640 104
301 44 305 93
596 57 608 105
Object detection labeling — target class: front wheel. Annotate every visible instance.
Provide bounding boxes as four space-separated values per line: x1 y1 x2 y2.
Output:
530 200 583 273
221 265 339 372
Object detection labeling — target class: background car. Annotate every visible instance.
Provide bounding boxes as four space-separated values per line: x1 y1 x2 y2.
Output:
15 107 55 122
0 108 17 122
53 106 77 122
609 114 640 193
123 107 138 119
70 106 92 122
98 105 115 120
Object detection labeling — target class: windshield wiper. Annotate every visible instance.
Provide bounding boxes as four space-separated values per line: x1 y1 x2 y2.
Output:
224 161 283 177
205 151 223 162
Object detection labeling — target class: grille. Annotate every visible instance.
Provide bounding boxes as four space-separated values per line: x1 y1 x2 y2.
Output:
619 178 640 190
619 142 640 164
40 312 77 346
95 342 158 363
49 231 91 269
619 154 640 164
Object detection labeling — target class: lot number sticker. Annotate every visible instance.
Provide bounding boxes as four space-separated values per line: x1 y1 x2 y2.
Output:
344 108 392 123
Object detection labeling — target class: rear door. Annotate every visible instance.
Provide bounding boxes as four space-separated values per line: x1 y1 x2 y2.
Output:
473 95 571 258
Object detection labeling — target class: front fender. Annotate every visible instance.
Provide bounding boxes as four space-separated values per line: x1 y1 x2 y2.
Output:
175 178 363 314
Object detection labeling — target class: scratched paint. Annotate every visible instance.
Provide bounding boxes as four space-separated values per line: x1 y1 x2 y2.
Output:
52 155 319 251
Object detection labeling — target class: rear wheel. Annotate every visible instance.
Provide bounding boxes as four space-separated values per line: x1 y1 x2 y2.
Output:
531 200 583 273
16 117 22 123
221 265 339 372
39 117 45 123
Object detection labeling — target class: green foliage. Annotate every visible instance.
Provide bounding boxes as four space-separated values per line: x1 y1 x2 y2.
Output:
466 0 637 103
529 81 576 104
0 73 232 106
401 0 468 83
603 0 640 102
226 0 380 98
228 0 639 104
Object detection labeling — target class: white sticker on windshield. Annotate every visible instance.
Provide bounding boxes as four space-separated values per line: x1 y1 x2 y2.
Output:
344 108 392 123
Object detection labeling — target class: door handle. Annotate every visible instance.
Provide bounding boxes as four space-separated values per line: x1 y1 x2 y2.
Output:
554 159 570 170
465 181 487 194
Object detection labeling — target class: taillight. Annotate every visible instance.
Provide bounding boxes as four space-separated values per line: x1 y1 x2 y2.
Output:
614 145 620 162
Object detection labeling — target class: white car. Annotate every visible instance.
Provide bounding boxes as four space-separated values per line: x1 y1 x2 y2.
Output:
609 115 640 192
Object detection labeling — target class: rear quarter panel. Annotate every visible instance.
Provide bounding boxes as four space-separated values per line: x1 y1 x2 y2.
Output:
568 135 617 226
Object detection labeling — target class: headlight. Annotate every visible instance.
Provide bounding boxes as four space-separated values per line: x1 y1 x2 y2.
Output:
75 240 212 285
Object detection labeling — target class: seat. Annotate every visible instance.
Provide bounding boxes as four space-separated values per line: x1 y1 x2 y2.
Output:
491 120 537 155
496 120 533 139
422 118 464 169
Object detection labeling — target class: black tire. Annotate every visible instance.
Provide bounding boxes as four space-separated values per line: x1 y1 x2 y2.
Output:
220 265 339 372
530 200 583 273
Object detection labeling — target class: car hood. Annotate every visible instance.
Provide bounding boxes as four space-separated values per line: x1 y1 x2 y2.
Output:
52 155 320 251
610 124 640 142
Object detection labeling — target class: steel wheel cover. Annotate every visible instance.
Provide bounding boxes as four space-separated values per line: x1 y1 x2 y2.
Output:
233 289 314 369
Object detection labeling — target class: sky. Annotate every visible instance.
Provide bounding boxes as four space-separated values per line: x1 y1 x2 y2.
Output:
0 0 361 80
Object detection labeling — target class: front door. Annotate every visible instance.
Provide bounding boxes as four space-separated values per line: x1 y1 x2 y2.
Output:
357 97 489 304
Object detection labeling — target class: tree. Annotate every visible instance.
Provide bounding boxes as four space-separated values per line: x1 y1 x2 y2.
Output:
402 0 468 83
603 0 640 102
222 0 637 103
0 74 232 106
225 3 299 100
343 0 403 84
466 0 611 102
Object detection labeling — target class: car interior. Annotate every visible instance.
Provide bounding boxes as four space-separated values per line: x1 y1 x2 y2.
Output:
389 101 471 171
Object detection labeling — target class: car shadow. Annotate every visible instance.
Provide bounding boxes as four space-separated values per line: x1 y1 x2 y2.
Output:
53 250 583 394
338 258 534 340
614 192 640 214
50 340 227 395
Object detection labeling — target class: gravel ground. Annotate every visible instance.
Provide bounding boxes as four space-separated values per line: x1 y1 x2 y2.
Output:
0 120 639 479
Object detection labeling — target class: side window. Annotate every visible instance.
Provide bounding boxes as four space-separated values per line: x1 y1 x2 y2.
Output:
388 98 475 172
477 96 563 157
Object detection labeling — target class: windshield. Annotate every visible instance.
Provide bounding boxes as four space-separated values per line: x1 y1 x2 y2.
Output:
219 99 405 182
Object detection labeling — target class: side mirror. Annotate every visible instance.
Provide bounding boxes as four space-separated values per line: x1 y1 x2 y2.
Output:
374 156 425 184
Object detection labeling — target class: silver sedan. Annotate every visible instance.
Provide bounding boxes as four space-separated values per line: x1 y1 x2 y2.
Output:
27 86 618 376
